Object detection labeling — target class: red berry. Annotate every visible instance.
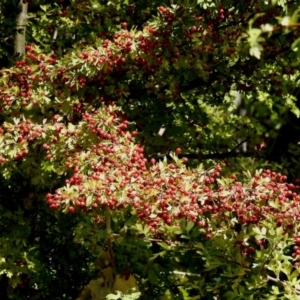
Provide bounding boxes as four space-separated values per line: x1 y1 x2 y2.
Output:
68 206 76 214
205 234 211 239
182 157 188 163
150 158 156 164
175 148 181 154
158 6 167 13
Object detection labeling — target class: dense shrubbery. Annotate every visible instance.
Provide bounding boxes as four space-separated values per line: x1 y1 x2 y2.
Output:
1 0 300 299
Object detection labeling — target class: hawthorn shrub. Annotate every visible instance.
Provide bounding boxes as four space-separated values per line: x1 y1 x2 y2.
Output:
1 0 300 299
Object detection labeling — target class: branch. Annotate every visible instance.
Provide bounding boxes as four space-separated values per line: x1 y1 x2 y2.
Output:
148 151 257 161
171 270 201 277
266 275 300 295
230 138 249 154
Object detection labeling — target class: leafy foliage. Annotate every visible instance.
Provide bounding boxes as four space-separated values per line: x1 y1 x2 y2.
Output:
1 0 300 299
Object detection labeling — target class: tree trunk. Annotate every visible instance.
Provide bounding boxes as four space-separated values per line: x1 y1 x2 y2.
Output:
14 0 28 56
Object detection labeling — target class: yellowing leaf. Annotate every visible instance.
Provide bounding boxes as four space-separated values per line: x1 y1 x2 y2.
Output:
113 275 139 294
89 279 111 300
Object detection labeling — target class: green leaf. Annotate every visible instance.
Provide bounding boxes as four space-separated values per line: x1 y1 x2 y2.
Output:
157 242 170 250
107 291 123 300
225 290 239 300
185 221 194 233
249 45 262 59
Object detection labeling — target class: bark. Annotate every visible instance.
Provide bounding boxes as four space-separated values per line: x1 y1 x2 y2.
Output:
14 0 28 56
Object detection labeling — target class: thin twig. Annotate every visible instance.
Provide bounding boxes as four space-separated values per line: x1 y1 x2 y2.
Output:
267 275 300 295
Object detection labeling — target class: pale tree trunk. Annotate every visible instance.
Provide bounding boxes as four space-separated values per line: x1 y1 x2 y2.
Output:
14 0 28 56
233 91 248 152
